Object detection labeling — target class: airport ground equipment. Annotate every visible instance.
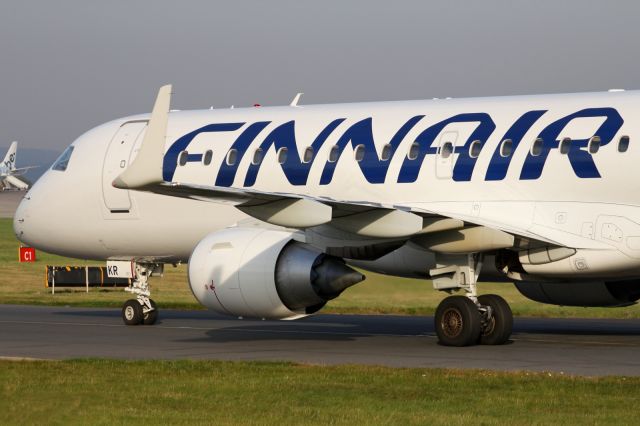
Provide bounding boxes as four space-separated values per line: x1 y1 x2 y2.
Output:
46 266 130 294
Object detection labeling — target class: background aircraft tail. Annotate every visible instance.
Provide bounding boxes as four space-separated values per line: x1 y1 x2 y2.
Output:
2 141 18 171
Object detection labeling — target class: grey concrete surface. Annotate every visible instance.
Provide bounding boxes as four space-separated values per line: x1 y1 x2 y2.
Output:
1 304 640 376
0 191 24 218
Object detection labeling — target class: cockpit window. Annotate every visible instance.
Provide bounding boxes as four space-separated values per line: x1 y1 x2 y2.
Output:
52 146 74 171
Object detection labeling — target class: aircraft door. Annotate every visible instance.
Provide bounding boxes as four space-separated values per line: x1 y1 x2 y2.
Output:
102 121 147 212
436 131 457 179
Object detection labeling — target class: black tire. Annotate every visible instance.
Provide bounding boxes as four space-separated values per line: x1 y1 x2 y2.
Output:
143 299 158 325
435 296 482 347
122 299 144 325
477 294 513 345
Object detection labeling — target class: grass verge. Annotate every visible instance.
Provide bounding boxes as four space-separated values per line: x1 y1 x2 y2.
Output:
0 359 638 425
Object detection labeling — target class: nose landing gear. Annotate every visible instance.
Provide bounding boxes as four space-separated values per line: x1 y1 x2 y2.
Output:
121 263 159 326
431 254 513 346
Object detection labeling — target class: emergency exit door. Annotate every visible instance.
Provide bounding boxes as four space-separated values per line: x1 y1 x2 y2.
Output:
102 121 147 212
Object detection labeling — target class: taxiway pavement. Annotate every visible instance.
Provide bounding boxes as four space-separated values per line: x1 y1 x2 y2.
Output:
1 304 639 376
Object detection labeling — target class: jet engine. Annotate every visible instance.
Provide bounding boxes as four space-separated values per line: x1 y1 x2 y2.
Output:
188 227 365 319
514 280 640 307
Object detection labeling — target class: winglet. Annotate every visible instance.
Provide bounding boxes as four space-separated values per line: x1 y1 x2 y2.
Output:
113 84 172 189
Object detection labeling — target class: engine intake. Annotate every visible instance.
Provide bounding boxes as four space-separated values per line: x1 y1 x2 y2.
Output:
188 228 364 319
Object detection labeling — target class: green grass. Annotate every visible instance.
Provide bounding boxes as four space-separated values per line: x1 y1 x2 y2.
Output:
3 217 640 318
0 359 638 425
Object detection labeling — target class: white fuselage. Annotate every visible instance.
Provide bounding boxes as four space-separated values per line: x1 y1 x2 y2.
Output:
14 90 640 279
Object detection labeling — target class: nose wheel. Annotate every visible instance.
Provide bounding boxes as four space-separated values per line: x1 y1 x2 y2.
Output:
121 263 160 325
121 298 158 325
122 299 143 325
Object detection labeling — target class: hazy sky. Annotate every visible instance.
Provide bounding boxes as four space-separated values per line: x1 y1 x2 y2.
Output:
1 0 638 152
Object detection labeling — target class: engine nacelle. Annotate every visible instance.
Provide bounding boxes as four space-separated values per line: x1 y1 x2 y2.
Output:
188 228 365 319
514 280 640 307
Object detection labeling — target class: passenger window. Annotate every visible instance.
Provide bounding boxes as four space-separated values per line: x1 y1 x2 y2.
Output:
588 136 601 154
408 142 420 160
277 147 288 164
499 139 513 157
559 137 571 154
226 149 237 166
354 144 365 162
178 150 189 166
328 145 340 163
303 146 314 163
619 135 630 153
381 144 392 161
530 138 543 156
252 148 264 165
440 142 454 159
51 146 74 171
469 140 482 159
203 150 213 166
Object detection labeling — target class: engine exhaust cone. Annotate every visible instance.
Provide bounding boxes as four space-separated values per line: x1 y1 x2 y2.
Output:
313 257 365 300
275 241 366 311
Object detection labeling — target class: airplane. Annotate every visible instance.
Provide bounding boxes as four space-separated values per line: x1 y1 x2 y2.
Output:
12 85 640 346
1 141 35 191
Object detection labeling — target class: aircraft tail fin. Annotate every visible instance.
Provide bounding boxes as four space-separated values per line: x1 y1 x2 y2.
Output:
2 141 18 171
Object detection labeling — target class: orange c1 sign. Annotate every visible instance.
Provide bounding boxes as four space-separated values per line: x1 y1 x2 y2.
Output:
19 246 36 262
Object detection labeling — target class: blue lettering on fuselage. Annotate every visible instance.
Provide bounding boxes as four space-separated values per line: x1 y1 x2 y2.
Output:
244 119 345 187
163 122 244 182
485 110 547 181
215 122 270 186
162 107 625 186
320 115 424 185
519 108 623 180
397 113 495 183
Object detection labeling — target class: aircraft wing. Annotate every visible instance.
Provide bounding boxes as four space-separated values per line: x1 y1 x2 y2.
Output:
10 166 38 177
141 179 592 249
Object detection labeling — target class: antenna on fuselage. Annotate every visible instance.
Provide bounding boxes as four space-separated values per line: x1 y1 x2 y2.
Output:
290 92 303 107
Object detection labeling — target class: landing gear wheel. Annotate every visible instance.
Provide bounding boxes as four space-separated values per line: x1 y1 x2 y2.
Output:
435 296 482 347
478 294 513 345
143 299 158 325
122 299 144 325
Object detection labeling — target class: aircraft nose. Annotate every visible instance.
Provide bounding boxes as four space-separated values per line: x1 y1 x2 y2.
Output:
13 192 32 245
13 179 49 249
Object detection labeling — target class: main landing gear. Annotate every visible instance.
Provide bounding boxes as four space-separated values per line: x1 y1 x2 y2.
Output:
121 263 159 326
430 254 513 346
